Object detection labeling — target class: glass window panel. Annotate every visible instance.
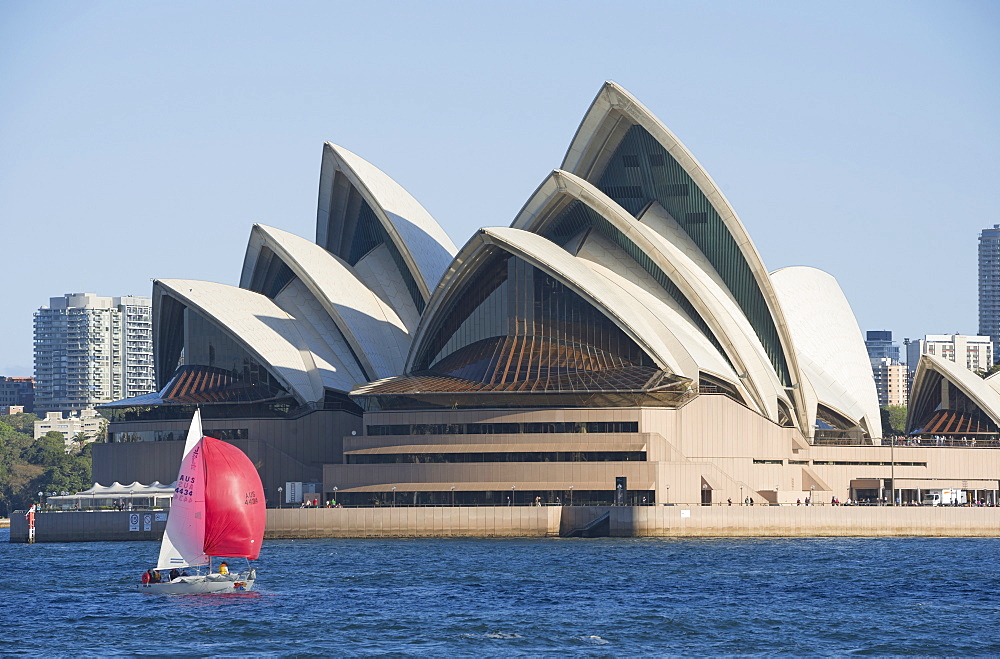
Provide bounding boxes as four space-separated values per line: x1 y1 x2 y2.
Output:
248 246 297 299
595 124 791 385
179 310 289 401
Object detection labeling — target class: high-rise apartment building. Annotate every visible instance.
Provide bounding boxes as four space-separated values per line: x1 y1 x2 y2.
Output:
33 293 155 414
865 330 900 363
979 224 1000 362
864 331 907 407
871 357 908 407
906 334 993 377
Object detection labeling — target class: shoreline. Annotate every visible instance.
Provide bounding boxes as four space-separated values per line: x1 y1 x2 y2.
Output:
7 505 1000 542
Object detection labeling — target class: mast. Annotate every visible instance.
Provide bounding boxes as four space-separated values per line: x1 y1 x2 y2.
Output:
156 410 210 570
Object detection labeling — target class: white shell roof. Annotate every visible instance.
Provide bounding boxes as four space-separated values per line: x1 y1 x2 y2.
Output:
911 353 1000 429
241 224 411 380
558 80 810 433
269 278 370 392
562 82 768 270
318 143 458 299
410 226 708 378
353 243 422 334
154 279 328 403
512 169 788 421
576 233 741 385
770 266 882 437
635 203 791 417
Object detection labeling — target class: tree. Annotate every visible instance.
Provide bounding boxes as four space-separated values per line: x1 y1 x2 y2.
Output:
0 415 92 516
880 405 908 435
28 432 68 463
3 413 39 435
978 363 1000 379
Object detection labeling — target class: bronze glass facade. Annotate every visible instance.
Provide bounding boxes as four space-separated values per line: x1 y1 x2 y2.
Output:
415 252 655 375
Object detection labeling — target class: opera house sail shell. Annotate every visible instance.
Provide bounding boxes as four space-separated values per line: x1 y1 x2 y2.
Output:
95 145 458 492
316 143 457 325
354 82 880 444
907 353 1000 438
96 80 1000 511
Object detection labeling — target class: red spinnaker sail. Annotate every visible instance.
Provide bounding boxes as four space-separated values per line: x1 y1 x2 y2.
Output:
201 436 266 559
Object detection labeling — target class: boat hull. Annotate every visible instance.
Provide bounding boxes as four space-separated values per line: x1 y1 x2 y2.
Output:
137 572 256 594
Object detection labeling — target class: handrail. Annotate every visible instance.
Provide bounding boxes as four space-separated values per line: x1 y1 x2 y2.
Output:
814 436 1000 448
21 500 999 513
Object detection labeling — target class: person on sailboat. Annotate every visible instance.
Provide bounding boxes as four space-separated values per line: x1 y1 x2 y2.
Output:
169 568 180 581
218 561 229 575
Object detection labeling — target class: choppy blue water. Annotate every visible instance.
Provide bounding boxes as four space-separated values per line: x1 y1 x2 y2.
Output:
2 528 1000 656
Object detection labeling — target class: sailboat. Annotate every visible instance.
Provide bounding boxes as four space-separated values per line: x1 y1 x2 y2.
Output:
137 409 266 594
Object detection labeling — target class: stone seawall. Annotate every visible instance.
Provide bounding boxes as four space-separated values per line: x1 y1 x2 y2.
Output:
265 506 563 538
268 506 1000 538
8 505 1000 542
8 510 167 543
568 505 1000 537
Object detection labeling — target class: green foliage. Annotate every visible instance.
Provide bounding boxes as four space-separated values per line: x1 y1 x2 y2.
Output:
3 413 39 435
880 405 908 435
0 413 92 516
29 432 67 463
977 363 1000 379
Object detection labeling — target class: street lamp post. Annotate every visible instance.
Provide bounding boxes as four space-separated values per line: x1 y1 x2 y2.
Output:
740 485 743 506
451 485 455 507
332 486 338 507
511 485 516 506
666 484 670 505
277 486 283 508
392 485 397 507
569 485 574 506
37 491 43 509
810 485 814 506
890 434 896 506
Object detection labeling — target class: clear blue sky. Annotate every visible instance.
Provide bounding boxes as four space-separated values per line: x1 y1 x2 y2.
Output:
2 1 998 376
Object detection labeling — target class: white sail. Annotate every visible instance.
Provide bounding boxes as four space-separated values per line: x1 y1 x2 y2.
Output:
156 410 209 570
180 407 205 460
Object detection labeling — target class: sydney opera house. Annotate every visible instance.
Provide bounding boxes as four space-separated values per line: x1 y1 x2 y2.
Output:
96 82 1000 507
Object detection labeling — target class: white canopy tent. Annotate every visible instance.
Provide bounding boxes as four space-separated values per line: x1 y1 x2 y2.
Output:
46 481 176 510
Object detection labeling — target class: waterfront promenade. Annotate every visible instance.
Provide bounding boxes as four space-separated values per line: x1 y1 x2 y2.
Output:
9 504 1000 542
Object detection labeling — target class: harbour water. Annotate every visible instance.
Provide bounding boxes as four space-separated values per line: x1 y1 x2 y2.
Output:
3 528 999 655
